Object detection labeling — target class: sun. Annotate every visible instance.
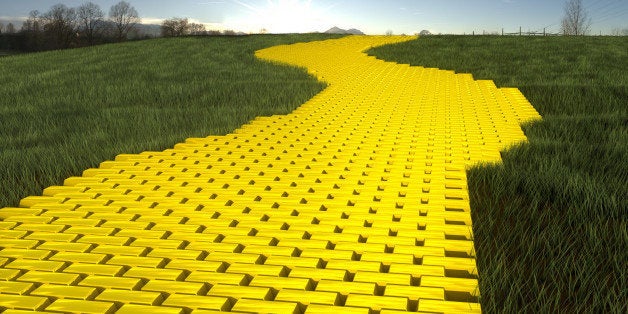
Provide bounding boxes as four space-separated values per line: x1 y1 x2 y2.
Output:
231 0 336 33
265 0 312 32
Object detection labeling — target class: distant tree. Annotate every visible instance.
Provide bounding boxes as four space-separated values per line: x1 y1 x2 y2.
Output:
109 1 140 41
20 10 45 51
6 23 16 34
22 10 42 33
561 0 590 35
623 28 628 36
385 30 393 36
161 18 190 37
0 22 4 34
223 30 236 36
41 4 78 49
189 23 206 35
207 30 222 36
77 2 104 45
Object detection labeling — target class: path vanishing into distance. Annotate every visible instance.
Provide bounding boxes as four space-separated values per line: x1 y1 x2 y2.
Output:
0 36 541 313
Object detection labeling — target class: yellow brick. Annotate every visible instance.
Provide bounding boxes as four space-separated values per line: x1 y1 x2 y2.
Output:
0 268 21 281
2 310 55 314
226 263 287 277
242 245 298 257
276 238 329 250
345 294 408 311
123 266 186 281
142 279 208 295
249 275 313 290
304 304 370 314
45 299 117 314
115 229 169 239
186 242 242 253
16 270 81 285
422 256 478 275
0 294 51 311
264 255 323 268
0 230 26 239
0 208 44 219
148 248 205 260
384 284 445 301
30 284 98 300
95 288 165 305
231 299 299 313
117 304 185 314
129 238 187 249
315 280 376 295
3 216 52 224
77 235 133 246
4 259 65 272
63 263 126 276
0 248 53 260
360 252 415 264
90 244 149 256
222 235 278 246
207 283 273 300
48 252 108 264
79 275 144 290
204 252 263 264
63 225 115 235
325 259 381 273
107 255 168 268
161 294 232 311
36 241 93 252
0 239 43 249
388 264 445 277
275 289 339 305
353 271 411 286
420 276 480 296
0 281 36 295
164 259 225 272
185 271 249 286
288 267 347 281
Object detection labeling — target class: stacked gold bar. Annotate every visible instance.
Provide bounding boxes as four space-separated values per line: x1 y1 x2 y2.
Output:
0 36 540 313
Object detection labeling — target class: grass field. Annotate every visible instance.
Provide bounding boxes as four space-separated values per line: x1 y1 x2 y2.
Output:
0 34 343 209
370 36 627 313
1 34 625 312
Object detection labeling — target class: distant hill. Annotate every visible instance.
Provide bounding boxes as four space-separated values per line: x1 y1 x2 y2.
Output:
324 27 364 35
135 24 162 37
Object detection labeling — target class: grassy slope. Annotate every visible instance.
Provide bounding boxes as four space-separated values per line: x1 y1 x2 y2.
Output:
0 34 343 208
370 36 627 313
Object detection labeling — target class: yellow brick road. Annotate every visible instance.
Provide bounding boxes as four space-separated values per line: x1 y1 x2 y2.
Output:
0 36 540 313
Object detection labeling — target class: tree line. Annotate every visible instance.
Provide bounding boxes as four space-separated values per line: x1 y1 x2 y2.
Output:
0 1 141 52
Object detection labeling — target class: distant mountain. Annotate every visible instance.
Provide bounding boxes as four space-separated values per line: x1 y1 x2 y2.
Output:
134 24 162 37
324 26 364 35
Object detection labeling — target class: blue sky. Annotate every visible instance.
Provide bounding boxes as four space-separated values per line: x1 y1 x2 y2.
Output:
1 0 626 34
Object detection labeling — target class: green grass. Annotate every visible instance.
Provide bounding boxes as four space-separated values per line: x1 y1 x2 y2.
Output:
370 36 627 313
1 33 625 313
0 34 343 208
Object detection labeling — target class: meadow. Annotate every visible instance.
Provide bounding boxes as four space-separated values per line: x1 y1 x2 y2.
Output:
370 36 627 313
0 34 342 208
1 34 625 313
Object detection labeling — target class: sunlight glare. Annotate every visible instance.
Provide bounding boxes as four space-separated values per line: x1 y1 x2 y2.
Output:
233 0 334 33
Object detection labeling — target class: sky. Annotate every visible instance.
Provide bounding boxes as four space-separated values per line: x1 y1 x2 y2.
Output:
0 0 627 35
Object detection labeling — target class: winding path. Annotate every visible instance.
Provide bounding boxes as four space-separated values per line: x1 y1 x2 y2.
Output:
0 36 540 313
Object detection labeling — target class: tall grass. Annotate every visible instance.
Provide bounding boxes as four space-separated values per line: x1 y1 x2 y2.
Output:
370 36 627 313
0 34 343 208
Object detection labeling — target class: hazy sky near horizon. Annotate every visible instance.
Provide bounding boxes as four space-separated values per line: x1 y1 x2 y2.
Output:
1 0 626 35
